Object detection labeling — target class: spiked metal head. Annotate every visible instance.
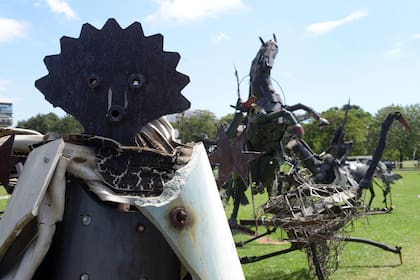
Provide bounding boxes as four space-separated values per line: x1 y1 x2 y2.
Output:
35 18 190 144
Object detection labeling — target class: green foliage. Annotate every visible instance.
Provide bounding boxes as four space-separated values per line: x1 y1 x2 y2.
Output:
303 105 373 155
171 110 218 143
220 113 235 126
0 187 9 212
16 113 83 135
365 105 417 162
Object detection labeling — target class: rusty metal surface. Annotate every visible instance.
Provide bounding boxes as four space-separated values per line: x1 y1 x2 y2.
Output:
139 144 245 280
209 124 261 187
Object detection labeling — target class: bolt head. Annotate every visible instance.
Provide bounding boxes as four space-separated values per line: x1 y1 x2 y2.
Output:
170 207 189 229
81 215 92 225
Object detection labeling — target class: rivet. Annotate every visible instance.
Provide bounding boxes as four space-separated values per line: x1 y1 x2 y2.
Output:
170 207 189 229
43 156 50 163
136 224 145 234
81 215 91 225
80 273 89 280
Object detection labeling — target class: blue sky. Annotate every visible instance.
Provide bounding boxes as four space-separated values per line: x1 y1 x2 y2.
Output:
1 0 419 126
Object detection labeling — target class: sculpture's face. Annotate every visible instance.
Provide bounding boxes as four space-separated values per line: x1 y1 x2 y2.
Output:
35 19 190 144
259 40 278 69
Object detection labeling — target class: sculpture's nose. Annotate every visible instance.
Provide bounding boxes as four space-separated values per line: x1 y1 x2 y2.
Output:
106 88 127 122
265 56 275 68
107 105 125 122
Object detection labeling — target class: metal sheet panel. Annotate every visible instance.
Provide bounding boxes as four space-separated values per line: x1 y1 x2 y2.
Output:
0 139 64 259
138 143 245 280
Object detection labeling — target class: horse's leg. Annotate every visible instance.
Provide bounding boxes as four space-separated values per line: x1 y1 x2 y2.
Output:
229 189 242 228
368 185 375 210
229 175 247 228
382 183 391 209
285 103 329 126
261 158 279 197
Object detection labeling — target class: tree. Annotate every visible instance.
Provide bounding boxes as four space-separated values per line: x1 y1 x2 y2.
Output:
219 113 235 126
16 113 83 134
171 110 218 143
302 105 373 156
404 104 420 160
366 104 418 163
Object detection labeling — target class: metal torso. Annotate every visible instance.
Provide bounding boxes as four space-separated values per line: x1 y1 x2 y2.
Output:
34 178 180 279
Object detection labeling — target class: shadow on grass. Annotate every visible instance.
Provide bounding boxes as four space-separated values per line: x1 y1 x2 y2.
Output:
340 263 401 269
246 269 310 280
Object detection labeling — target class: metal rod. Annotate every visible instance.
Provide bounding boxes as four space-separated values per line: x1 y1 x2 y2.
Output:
235 228 276 247
309 242 325 280
240 243 299 264
337 236 402 264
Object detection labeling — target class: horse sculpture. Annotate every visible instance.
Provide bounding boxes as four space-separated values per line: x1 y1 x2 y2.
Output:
210 35 328 227
210 35 406 280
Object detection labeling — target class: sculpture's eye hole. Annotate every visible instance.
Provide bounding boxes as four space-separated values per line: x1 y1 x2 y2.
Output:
128 73 145 89
88 74 101 89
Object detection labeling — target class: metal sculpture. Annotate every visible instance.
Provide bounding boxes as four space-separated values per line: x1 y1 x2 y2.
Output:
262 110 408 279
0 19 244 279
290 109 408 211
210 35 328 226
348 158 403 211
357 112 409 209
210 36 406 280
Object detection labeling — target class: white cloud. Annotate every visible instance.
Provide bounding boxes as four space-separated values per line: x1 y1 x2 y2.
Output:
0 18 28 43
307 9 368 36
46 0 78 19
411 33 420 39
385 48 404 58
147 0 247 23
210 32 230 43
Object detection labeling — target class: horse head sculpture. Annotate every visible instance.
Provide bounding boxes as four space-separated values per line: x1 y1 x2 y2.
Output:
249 35 282 113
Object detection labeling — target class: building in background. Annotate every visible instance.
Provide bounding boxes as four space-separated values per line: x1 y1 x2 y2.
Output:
0 99 13 127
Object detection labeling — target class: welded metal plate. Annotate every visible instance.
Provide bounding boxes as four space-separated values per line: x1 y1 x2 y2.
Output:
0 139 64 259
35 18 190 145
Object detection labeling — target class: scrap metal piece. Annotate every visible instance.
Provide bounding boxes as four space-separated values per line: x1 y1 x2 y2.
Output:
138 144 245 280
63 134 189 197
209 124 262 187
0 135 14 190
35 18 190 145
0 139 64 262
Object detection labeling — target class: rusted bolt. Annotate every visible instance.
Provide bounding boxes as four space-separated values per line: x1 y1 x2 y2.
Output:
88 74 101 89
170 207 189 229
136 224 145 234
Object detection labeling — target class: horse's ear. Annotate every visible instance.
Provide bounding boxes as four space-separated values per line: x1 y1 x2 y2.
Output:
259 36 264 45
273 33 277 43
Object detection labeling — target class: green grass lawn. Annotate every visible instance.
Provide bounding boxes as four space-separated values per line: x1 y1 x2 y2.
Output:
229 169 420 279
1 167 419 279
0 187 9 214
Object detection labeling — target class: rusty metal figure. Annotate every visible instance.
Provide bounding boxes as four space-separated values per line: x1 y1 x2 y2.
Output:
357 112 409 209
210 35 328 227
348 159 402 211
211 36 407 280
0 19 244 279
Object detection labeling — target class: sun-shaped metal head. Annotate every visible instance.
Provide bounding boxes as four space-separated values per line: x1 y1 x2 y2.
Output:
35 18 190 145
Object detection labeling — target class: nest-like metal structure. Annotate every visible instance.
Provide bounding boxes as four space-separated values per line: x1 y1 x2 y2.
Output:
261 182 364 278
